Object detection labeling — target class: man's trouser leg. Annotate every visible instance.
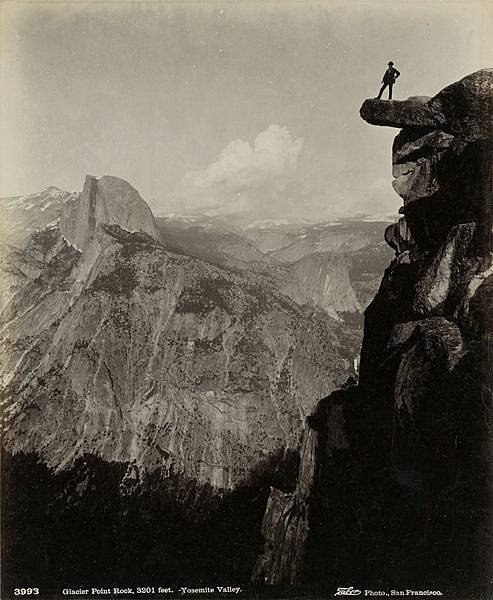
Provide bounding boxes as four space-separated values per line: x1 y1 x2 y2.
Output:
377 83 387 99
388 83 393 99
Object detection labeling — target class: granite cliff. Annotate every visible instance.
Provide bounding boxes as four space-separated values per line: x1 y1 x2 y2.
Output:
254 69 492 598
59 175 161 251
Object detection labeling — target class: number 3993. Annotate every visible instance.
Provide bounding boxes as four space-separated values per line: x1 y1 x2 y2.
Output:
14 588 39 596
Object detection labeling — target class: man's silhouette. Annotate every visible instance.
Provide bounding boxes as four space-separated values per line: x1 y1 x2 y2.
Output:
376 61 400 100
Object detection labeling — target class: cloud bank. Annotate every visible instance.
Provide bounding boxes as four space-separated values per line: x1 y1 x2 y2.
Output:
173 125 304 216
169 124 399 222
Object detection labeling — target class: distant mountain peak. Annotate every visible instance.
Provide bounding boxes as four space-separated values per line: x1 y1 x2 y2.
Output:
0 186 77 248
59 175 161 251
18 186 74 208
246 218 313 230
41 185 67 194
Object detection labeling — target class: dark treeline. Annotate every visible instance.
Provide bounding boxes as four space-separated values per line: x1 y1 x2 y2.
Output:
1 449 299 593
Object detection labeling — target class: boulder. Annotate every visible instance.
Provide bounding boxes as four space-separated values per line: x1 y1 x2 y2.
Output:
429 68 493 141
384 216 415 257
392 129 456 178
360 97 436 129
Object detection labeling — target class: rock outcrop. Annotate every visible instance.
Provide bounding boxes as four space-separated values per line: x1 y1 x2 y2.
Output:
59 175 161 251
254 69 492 598
360 68 492 139
384 216 415 259
253 421 319 584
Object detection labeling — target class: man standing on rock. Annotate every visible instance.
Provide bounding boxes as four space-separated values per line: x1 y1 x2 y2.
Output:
376 61 400 100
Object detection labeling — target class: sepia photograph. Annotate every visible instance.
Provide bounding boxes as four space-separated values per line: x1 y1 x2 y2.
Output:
0 1 491 599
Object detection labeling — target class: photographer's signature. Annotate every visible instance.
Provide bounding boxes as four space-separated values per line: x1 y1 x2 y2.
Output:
334 587 443 597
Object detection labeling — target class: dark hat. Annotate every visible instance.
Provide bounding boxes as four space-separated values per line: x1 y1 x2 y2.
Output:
388 61 394 65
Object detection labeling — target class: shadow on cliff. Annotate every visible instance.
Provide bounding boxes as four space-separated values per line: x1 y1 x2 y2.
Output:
299 309 491 599
1 447 300 592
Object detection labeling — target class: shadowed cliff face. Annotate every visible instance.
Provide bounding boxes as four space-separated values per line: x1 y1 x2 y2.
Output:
255 69 492 598
1 449 297 590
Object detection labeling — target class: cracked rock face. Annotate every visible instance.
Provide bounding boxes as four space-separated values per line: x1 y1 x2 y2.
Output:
391 130 457 204
362 69 492 253
254 69 492 596
253 420 319 585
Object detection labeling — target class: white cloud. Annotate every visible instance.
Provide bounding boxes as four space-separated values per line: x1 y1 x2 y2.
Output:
173 124 303 215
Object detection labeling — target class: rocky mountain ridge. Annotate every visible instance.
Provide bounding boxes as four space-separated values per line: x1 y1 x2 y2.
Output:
2 186 392 323
0 186 76 248
1 174 357 491
155 215 392 322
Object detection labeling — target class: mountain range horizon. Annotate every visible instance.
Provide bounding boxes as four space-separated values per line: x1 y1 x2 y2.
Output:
1 175 399 228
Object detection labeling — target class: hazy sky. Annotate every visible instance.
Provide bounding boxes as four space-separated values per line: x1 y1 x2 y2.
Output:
1 1 490 221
